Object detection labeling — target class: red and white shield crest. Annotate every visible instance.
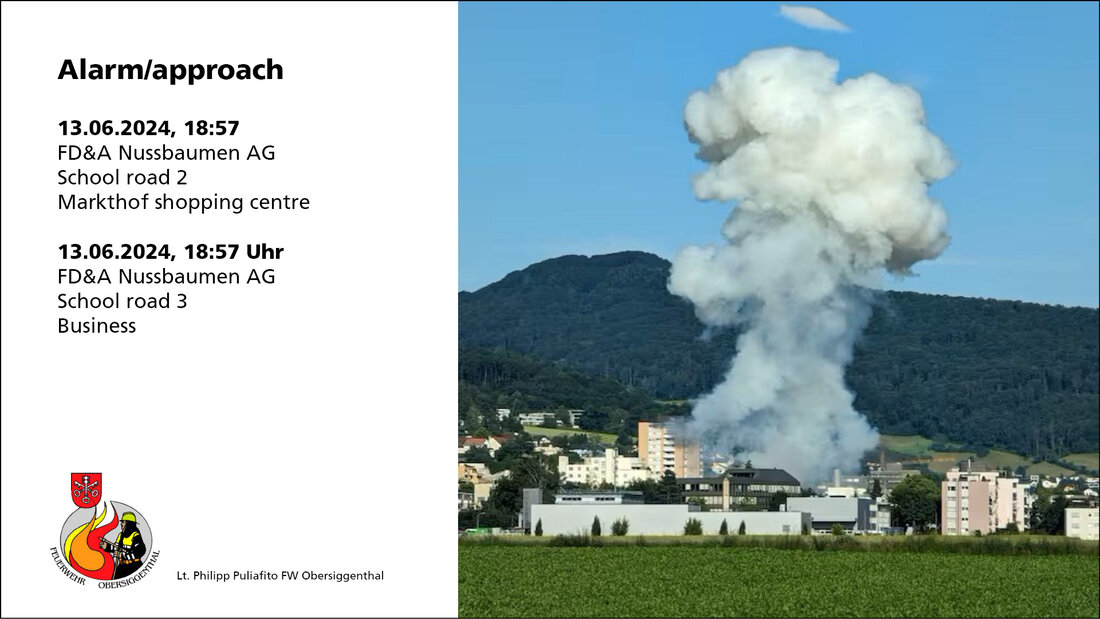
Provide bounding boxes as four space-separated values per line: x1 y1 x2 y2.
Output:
71 473 102 508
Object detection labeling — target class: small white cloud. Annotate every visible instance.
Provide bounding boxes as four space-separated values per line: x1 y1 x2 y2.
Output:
779 5 850 32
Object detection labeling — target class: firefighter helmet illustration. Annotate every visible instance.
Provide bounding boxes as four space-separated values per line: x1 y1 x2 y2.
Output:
59 473 153 582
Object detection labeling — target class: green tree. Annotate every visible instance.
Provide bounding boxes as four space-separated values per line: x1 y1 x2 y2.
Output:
768 491 789 512
512 456 560 494
462 445 493 464
1042 494 1069 535
888 474 940 533
738 520 746 535
627 478 661 503
612 517 629 536
870 478 883 500
534 518 543 536
615 428 633 454
591 516 602 536
719 519 729 535
485 474 523 515
462 404 483 432
495 437 534 463
1005 522 1020 535
831 522 845 536
658 470 681 504
683 518 703 535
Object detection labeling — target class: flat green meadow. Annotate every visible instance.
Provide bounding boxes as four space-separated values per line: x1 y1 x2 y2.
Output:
459 544 1100 617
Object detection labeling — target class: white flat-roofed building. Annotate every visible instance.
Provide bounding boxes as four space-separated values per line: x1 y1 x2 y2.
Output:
558 448 657 487
530 503 810 536
1065 507 1099 540
786 496 873 533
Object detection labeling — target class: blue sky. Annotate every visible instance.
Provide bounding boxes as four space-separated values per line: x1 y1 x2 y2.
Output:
459 2 1099 308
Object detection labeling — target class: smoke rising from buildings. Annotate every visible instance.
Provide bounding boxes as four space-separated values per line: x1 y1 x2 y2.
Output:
668 47 953 484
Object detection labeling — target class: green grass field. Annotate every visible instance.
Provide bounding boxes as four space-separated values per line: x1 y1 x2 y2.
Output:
1028 461 1078 476
1064 453 1100 472
878 435 1095 477
879 434 934 456
522 425 619 443
459 544 1100 617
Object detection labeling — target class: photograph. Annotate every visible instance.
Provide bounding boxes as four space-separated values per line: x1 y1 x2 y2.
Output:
457 2 1099 617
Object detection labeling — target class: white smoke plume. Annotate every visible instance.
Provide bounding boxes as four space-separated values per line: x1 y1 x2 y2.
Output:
669 47 953 485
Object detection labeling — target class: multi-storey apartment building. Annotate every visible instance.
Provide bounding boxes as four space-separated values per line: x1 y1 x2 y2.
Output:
557 448 657 487
638 420 701 478
941 466 1028 535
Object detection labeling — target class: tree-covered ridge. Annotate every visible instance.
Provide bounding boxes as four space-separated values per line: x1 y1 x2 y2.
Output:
458 346 687 435
459 251 1099 456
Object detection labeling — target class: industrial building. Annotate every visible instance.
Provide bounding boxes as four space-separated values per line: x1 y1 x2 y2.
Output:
681 468 801 510
1065 507 1099 541
553 490 644 504
867 461 919 495
786 496 874 533
529 502 810 536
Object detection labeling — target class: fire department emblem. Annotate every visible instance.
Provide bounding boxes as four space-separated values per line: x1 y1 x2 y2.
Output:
54 473 158 586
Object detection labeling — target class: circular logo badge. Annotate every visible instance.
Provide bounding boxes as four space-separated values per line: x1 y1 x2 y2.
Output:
60 500 153 581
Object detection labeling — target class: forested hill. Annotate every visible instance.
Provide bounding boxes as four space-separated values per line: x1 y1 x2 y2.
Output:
458 251 1099 456
459 346 687 434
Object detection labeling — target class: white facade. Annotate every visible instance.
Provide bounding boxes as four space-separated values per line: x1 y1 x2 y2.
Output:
870 497 891 532
567 409 584 427
995 476 1028 529
519 411 557 426
1065 507 1099 540
530 503 809 536
558 448 657 487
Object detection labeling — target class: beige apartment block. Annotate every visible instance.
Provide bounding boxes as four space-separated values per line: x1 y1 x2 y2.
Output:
941 467 1027 535
638 420 701 479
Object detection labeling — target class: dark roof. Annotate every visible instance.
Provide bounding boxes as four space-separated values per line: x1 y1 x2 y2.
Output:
681 468 801 487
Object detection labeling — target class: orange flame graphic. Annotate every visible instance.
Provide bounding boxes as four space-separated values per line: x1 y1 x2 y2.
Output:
65 506 116 580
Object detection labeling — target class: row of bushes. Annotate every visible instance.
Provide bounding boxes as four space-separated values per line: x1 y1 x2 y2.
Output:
534 516 755 537
467 533 1099 555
